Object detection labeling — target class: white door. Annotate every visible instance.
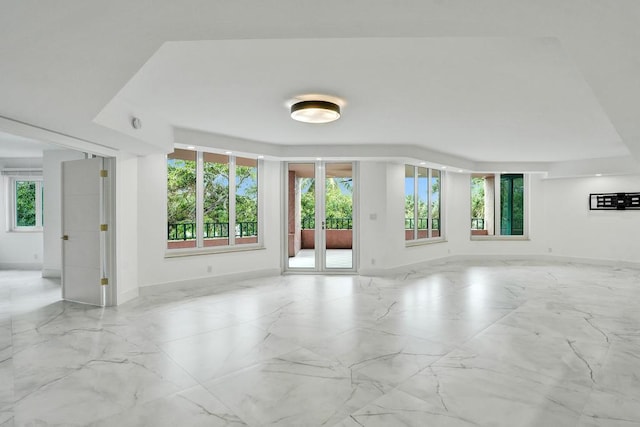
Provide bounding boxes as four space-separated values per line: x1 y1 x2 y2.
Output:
285 161 357 272
61 157 109 306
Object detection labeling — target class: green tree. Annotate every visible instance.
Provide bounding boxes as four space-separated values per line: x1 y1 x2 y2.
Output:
16 181 36 226
203 161 229 223
300 177 353 228
167 159 258 238
167 159 196 224
234 165 258 223
471 177 485 220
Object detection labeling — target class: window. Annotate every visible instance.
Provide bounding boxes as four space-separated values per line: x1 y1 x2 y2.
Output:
167 149 260 251
10 178 44 231
405 165 442 242
471 173 525 237
167 149 197 248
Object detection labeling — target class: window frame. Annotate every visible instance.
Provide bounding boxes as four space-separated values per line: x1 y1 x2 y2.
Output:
8 176 44 232
165 148 264 257
404 164 445 246
470 172 529 241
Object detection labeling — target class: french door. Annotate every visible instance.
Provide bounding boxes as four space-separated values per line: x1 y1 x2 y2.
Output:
285 161 356 272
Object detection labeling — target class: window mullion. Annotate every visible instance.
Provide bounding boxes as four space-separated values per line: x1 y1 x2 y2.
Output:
427 168 432 239
12 179 18 229
35 181 43 227
196 151 204 247
413 166 418 240
228 156 236 246
494 173 501 237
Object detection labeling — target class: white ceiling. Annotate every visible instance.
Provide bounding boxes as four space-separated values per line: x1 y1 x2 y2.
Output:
1 1 640 170
101 37 624 162
0 131 56 158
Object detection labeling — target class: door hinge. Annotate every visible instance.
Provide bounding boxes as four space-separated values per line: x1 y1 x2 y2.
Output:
100 224 108 231
101 278 109 286
100 169 108 178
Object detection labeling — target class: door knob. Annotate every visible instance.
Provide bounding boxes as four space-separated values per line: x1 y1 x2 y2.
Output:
61 235 69 240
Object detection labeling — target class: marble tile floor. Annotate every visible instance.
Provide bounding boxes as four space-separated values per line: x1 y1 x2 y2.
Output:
1 259 640 426
287 249 353 269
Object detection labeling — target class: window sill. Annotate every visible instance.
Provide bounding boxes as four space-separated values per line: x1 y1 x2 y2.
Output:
8 228 43 233
405 238 447 248
470 235 530 241
165 244 265 258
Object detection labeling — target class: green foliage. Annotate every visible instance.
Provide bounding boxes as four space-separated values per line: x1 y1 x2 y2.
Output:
405 177 440 229
300 177 352 223
404 196 428 220
167 159 258 227
203 161 229 223
234 166 258 223
167 159 196 224
16 181 36 226
324 178 352 219
471 177 485 219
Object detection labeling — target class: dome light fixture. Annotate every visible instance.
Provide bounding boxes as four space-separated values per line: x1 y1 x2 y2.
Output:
290 100 341 124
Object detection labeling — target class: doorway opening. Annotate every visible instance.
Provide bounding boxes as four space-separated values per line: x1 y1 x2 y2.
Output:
286 162 356 272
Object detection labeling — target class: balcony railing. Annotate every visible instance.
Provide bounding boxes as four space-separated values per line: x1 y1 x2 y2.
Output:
301 217 352 230
404 218 440 230
168 221 257 241
471 218 485 229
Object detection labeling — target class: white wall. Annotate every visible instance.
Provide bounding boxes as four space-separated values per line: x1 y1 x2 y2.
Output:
0 158 44 269
136 154 282 288
448 171 546 258
542 174 640 264
359 162 547 273
115 153 139 303
132 155 640 294
42 149 85 277
358 162 391 270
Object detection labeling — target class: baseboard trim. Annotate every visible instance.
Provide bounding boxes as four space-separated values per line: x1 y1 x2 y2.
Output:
118 287 140 305
139 268 282 296
360 253 640 276
42 268 62 278
0 262 43 271
132 255 640 299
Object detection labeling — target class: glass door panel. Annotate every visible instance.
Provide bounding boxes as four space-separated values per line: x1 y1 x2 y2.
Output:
286 161 356 272
287 163 316 269
324 163 353 269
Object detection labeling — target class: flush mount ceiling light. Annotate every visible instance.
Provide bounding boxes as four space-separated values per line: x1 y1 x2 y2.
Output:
290 100 341 124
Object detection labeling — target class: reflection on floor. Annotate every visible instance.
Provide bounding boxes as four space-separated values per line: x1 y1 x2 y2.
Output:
288 248 353 269
2 260 640 426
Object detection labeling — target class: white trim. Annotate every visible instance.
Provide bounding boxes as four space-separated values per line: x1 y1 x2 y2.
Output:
117 287 139 305
165 244 265 258
0 262 43 270
257 158 265 248
42 268 62 279
166 148 262 254
470 172 528 239
228 155 236 246
283 160 358 273
139 267 281 295
404 164 444 245
359 253 640 277
7 176 44 231
196 151 204 247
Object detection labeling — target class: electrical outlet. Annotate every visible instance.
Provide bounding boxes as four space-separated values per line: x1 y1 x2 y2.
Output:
207 265 213 273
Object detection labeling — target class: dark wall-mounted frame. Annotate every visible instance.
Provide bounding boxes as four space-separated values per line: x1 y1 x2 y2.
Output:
589 192 640 210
